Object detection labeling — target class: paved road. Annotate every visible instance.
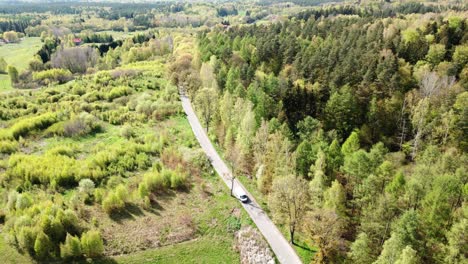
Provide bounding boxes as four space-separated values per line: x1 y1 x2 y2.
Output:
180 92 302 264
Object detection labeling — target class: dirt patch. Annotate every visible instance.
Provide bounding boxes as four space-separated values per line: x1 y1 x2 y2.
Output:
90 190 201 256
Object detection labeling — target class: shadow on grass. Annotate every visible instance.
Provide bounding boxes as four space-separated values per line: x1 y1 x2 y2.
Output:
74 256 119 264
109 203 144 222
293 240 316 252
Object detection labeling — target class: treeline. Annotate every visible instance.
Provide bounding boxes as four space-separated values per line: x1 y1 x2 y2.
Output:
294 3 466 21
9 32 171 88
259 0 342 6
183 8 468 264
0 18 34 34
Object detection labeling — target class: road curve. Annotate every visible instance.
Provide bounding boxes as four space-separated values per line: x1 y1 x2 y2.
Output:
179 92 302 264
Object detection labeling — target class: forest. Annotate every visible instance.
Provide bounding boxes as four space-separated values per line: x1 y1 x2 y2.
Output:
0 0 466 264
178 2 467 264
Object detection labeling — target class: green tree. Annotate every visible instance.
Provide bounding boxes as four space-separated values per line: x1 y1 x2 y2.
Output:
425 44 446 67
444 218 467 264
374 232 405 264
269 175 310 244
81 230 104 258
348 232 374 264
395 246 419 264
341 131 360 157
7 65 19 84
194 88 218 132
325 85 361 138
453 44 468 68
324 180 346 217
0 57 7 73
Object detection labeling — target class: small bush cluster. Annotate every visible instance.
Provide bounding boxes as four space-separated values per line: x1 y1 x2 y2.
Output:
4 196 103 261
0 113 57 140
102 184 128 213
138 167 187 200
33 69 73 85
0 140 19 154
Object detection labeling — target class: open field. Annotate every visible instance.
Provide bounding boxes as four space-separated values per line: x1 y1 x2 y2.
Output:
0 37 42 91
0 37 42 70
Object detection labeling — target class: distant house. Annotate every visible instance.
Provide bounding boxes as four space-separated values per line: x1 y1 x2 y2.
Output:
73 38 82 46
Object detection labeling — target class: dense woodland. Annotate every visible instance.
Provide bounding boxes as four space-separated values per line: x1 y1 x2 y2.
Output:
170 3 468 264
0 1 466 264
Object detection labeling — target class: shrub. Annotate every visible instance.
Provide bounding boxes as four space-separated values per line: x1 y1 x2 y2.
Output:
17 226 36 253
102 192 125 213
138 182 149 198
7 65 19 84
7 113 57 140
15 193 33 210
46 145 76 157
51 46 99 74
57 209 80 235
33 69 73 85
107 86 132 101
7 154 82 187
34 231 52 260
115 184 128 203
63 113 102 137
78 179 95 196
80 230 104 258
0 140 19 154
170 170 187 189
60 233 82 259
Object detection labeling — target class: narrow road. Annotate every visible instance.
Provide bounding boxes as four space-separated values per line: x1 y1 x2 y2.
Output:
180 92 302 264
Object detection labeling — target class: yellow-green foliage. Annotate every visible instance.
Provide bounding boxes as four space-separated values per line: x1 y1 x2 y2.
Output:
107 86 132 101
5 198 84 260
7 154 88 187
0 113 57 140
0 140 18 154
33 69 73 85
7 141 155 187
102 191 125 213
139 167 187 198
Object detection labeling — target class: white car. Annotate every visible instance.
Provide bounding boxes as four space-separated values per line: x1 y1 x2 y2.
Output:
235 189 249 203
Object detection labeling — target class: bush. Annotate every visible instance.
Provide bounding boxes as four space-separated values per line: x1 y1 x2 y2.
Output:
33 69 73 85
0 140 19 154
15 193 33 210
63 113 102 137
139 168 187 194
170 171 187 189
34 231 52 260
51 47 99 74
80 230 104 258
60 233 82 259
17 226 36 253
102 191 125 213
107 86 132 101
115 184 128 203
78 179 95 196
3 113 57 140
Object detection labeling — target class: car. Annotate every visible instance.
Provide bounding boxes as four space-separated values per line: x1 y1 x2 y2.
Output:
235 189 249 203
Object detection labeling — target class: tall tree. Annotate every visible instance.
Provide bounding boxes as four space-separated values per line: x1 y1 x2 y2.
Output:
194 88 218 133
269 175 309 244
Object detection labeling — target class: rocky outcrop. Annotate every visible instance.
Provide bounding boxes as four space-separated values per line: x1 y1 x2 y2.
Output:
236 226 275 264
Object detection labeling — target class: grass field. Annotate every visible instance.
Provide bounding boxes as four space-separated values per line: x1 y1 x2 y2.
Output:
0 37 42 91
0 37 42 70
